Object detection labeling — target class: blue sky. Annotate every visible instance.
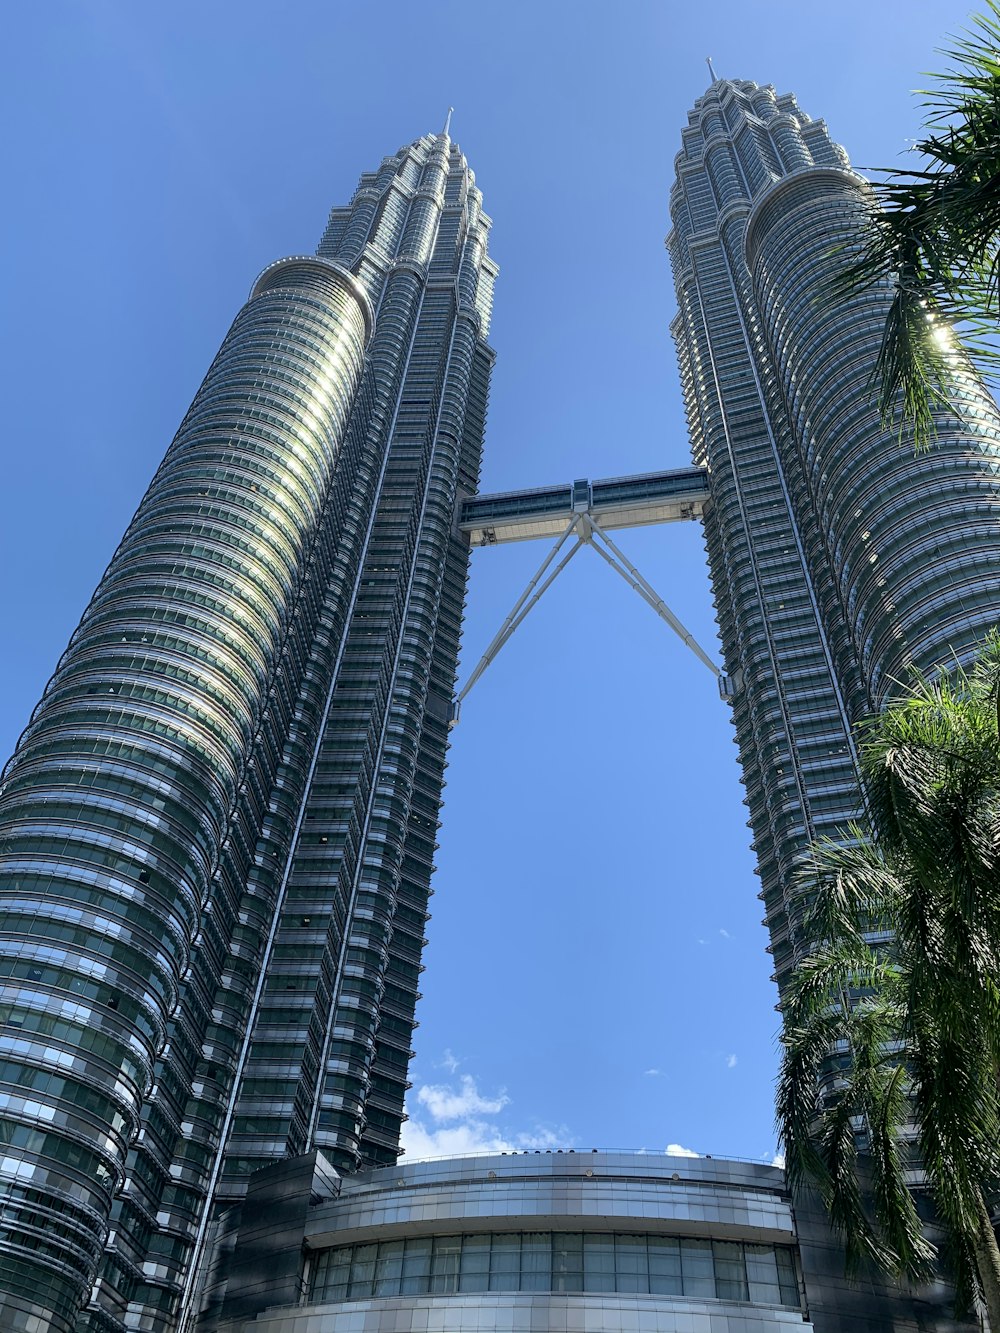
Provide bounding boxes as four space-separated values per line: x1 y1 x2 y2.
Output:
0 1 977 1164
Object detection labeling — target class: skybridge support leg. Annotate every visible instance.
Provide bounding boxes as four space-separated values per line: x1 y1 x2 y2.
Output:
450 509 732 728
450 518 584 726
579 514 721 679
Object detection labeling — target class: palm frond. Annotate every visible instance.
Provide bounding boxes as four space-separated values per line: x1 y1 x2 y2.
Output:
779 635 1000 1318
866 1062 936 1282
830 0 1000 448
819 1095 890 1274
794 830 901 939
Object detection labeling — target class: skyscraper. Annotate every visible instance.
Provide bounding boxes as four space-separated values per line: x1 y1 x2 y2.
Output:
668 78 1000 1329
668 76 1000 991
0 125 497 1333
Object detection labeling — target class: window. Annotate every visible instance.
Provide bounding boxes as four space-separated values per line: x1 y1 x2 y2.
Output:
309 1232 802 1307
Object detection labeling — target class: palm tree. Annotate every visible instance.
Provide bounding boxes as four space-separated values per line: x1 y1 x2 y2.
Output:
776 640 1000 1324
840 3 1000 448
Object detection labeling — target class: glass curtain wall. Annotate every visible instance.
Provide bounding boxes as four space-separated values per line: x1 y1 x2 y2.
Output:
309 1231 802 1307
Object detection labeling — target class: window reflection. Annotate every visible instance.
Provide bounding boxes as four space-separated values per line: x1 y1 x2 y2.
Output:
309 1231 800 1307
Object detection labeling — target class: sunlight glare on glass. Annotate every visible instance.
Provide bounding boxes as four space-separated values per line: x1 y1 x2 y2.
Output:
926 313 957 359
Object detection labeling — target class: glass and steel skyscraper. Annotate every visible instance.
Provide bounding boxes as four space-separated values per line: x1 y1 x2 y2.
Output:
0 125 497 1333
668 79 1000 1329
669 77 1000 992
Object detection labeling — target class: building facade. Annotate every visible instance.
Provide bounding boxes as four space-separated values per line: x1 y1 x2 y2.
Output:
0 128 497 1333
199 1151 812 1333
667 80 1000 1329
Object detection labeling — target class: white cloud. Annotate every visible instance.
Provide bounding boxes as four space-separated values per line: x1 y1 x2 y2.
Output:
643 1068 663 1077
666 1142 700 1158
771 1152 786 1169
719 928 731 939
438 1048 461 1074
417 1074 508 1123
401 1117 513 1159
512 1124 567 1152
726 1053 738 1069
400 1071 571 1163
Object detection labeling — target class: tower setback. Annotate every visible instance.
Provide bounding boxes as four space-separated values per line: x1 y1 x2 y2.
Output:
0 129 496 1333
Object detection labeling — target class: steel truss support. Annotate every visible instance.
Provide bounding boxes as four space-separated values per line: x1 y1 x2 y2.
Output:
579 514 719 676
450 510 722 727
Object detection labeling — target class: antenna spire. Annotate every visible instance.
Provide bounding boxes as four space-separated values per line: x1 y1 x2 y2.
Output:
442 106 454 136
706 56 718 83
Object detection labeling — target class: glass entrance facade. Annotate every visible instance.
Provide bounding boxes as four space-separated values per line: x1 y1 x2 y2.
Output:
309 1230 800 1305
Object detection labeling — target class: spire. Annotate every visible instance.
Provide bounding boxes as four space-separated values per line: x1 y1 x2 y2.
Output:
442 106 454 137
706 56 718 84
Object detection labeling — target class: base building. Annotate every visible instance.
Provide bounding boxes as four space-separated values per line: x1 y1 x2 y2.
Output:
199 1151 813 1333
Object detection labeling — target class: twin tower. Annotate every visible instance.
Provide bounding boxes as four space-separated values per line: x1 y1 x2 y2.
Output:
2 84 999 1333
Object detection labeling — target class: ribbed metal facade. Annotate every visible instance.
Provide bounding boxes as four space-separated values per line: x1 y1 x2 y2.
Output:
198 1151 812 1333
0 129 496 1333
668 79 1000 1332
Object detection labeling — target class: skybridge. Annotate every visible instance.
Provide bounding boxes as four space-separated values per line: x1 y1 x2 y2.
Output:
460 467 710 546
451 466 736 724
